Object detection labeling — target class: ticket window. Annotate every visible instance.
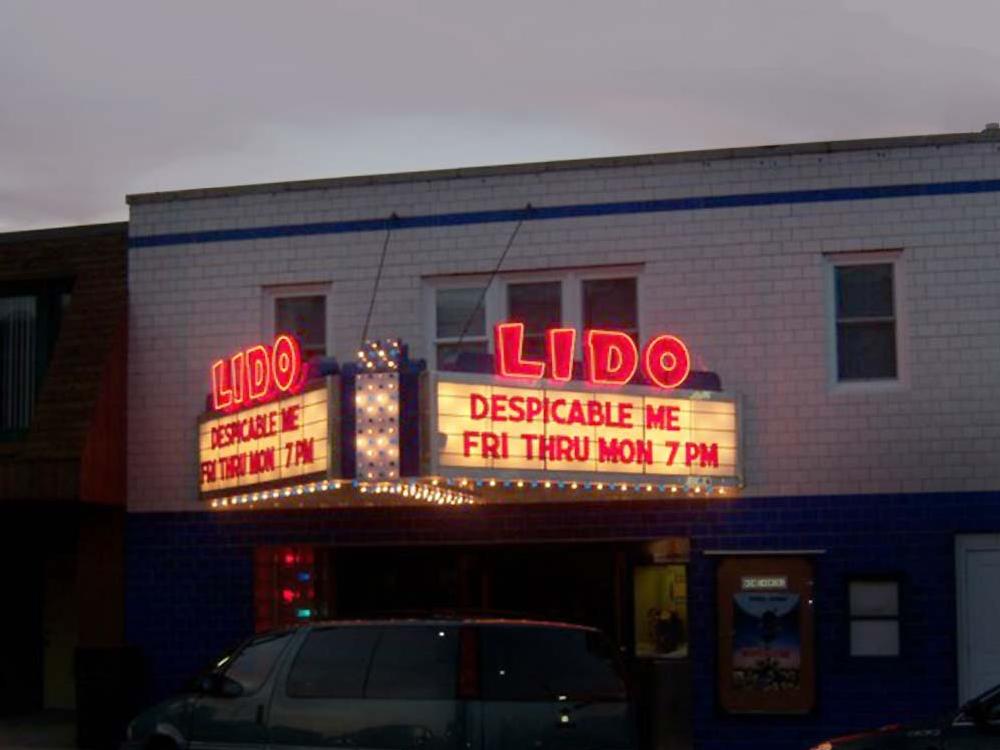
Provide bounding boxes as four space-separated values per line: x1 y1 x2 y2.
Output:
633 565 689 658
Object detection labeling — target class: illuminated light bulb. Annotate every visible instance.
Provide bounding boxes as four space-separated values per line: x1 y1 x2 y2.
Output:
621 483 628 491
544 481 552 489
366 361 374 369
211 500 219 508
596 483 604 490
333 482 342 490
489 479 496 488
670 486 678 494
694 486 702 494
646 485 653 492
718 487 726 496
357 350 364 358
516 481 524 488
432 479 439 486
570 482 578 490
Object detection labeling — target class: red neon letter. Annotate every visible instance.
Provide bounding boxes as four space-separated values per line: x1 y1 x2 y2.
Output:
642 334 690 389
211 359 233 411
584 330 638 385
230 351 247 406
494 322 545 380
272 334 303 393
546 327 576 382
246 345 271 401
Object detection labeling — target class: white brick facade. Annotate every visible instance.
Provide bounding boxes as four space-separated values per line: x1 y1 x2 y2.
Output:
127 135 1000 512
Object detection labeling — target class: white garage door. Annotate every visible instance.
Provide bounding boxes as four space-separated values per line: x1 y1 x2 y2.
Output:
956 534 1000 702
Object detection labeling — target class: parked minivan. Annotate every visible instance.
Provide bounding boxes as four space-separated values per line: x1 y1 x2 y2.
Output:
124 618 636 750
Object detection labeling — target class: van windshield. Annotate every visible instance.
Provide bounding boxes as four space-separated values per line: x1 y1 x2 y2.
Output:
481 626 626 702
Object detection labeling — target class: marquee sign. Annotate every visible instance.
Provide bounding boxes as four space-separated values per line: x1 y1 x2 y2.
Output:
431 382 740 487
199 336 334 499
200 326 741 509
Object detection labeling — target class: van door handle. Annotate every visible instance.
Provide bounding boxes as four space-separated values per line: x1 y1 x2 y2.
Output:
255 705 265 725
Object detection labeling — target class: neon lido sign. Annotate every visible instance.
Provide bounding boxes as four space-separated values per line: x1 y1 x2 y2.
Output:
211 334 305 412
493 322 690 389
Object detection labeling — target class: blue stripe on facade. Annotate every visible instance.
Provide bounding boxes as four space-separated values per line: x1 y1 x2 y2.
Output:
130 177 1000 248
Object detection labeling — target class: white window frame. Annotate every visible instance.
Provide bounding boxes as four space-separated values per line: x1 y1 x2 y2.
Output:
262 282 333 357
824 250 907 392
848 578 901 658
423 265 642 370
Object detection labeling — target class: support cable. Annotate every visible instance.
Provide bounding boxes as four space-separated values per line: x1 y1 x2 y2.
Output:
454 203 532 349
360 213 397 347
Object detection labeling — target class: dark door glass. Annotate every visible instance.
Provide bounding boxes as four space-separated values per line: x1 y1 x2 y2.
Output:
481 625 626 701
286 626 379 698
365 626 459 699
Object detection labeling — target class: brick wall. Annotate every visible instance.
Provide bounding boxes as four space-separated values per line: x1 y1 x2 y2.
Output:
127 137 1000 512
125 489 1000 750
0 222 127 503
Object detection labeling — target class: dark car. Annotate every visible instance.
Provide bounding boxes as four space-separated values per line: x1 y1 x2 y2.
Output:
124 618 636 750
808 683 1000 750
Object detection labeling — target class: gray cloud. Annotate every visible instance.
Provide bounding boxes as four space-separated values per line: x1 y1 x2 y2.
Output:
2 0 999 230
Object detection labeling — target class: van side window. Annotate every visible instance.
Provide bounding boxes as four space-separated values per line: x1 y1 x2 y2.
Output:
481 626 626 701
286 627 379 698
224 632 293 694
365 626 459 700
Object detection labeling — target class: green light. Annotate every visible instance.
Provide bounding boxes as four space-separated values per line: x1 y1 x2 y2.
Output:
295 608 313 619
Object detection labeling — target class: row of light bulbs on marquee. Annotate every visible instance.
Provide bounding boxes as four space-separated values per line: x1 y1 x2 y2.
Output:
207 476 730 510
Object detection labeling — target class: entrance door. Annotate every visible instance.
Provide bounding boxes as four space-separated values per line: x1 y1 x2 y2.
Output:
956 535 1000 701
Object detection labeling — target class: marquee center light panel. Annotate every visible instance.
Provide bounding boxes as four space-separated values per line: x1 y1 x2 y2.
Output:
355 371 400 482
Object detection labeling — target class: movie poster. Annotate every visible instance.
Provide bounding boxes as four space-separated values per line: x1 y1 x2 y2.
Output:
731 591 801 691
717 556 815 714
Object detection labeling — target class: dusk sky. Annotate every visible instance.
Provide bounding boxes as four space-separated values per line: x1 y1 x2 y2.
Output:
3 1 999 231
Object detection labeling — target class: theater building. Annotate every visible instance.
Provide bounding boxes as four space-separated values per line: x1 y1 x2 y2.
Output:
126 131 1000 750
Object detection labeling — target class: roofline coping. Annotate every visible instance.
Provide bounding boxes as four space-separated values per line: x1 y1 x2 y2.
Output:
126 130 1000 205
0 221 128 245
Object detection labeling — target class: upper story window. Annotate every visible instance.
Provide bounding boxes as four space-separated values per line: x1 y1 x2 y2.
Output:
273 292 327 360
583 277 638 344
434 286 489 369
0 281 72 439
507 281 562 360
426 268 639 370
833 261 898 381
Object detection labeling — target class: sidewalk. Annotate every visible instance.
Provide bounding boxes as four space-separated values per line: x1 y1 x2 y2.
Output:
0 710 78 750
